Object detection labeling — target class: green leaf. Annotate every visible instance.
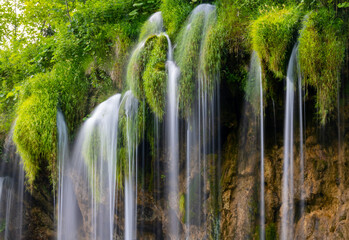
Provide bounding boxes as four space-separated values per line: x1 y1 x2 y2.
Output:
338 2 349 8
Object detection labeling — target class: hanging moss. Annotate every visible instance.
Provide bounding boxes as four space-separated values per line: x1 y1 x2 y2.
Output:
13 72 59 186
176 12 205 117
143 34 168 120
298 8 346 124
251 6 302 78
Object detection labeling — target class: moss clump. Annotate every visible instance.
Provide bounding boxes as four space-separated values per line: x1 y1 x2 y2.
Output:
176 12 205 117
13 72 59 186
143 34 168 120
251 6 302 78
298 9 346 124
179 193 186 222
160 0 193 39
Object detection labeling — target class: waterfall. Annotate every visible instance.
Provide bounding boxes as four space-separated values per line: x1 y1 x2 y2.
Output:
175 4 218 238
258 57 265 240
57 12 165 239
247 51 264 239
165 33 180 239
57 110 80 240
0 128 25 239
123 91 139 240
298 58 305 234
281 45 298 240
57 91 141 239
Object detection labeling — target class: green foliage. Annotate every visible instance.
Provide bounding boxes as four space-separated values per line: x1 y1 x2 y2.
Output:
298 8 346 124
160 0 193 39
143 34 168 119
265 223 278 240
13 72 59 186
179 193 186 222
338 1 349 8
251 6 302 78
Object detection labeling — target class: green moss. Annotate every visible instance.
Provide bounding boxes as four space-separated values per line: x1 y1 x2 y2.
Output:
251 6 302 78
266 223 278 240
13 72 58 186
160 0 193 39
176 12 205 117
143 34 168 120
179 193 186 222
298 8 346 124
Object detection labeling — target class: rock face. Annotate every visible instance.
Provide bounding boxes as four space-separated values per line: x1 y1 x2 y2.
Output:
221 94 349 239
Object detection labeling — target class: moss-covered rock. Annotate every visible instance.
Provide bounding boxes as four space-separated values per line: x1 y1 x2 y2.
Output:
298 8 346 124
143 34 168 120
251 6 302 78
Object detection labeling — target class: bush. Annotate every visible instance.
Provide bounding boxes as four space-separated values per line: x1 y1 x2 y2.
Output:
298 8 346 124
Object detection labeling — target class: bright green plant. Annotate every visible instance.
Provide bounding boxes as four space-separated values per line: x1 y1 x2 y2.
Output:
143 34 168 120
298 8 346 124
13 72 59 186
160 0 193 39
251 6 302 78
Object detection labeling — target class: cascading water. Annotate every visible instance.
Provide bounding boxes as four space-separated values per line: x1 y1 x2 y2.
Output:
174 4 219 238
57 12 165 240
57 91 140 239
281 45 299 240
0 129 25 239
57 110 80 240
298 57 305 234
165 33 180 239
122 91 139 240
247 51 264 240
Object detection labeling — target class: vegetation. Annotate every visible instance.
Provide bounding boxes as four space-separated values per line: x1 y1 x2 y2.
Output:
251 6 302 79
0 0 159 187
143 34 168 119
160 0 194 39
298 8 346 124
0 0 347 191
